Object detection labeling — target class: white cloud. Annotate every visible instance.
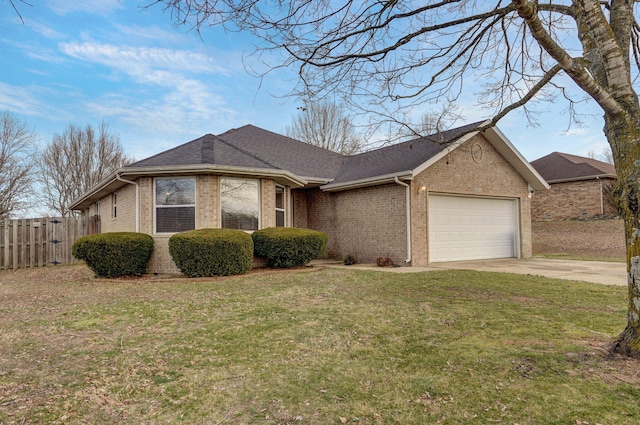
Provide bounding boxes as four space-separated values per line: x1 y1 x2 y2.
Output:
59 41 230 77
27 21 66 40
0 82 46 117
111 23 187 45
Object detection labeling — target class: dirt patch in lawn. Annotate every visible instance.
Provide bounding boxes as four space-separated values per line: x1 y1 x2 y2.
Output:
532 217 626 260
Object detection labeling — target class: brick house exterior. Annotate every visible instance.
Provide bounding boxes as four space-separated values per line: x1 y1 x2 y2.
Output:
530 152 617 220
71 121 548 274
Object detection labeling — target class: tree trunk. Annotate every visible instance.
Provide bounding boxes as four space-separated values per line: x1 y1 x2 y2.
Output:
606 111 640 358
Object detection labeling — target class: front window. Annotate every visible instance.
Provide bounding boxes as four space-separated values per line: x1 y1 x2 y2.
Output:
155 177 196 233
221 177 259 230
275 185 285 226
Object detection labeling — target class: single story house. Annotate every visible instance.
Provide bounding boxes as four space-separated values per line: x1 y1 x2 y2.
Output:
70 120 548 274
530 152 617 220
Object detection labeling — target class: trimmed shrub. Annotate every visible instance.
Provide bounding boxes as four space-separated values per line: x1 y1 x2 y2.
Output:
376 256 394 267
252 227 327 268
343 254 357 265
72 232 154 278
168 228 253 277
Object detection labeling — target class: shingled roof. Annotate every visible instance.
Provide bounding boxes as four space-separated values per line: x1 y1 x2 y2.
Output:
328 121 484 186
530 152 616 183
128 124 345 182
70 120 548 210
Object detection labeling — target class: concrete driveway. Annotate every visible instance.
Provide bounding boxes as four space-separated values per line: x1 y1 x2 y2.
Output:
316 258 627 286
426 258 627 286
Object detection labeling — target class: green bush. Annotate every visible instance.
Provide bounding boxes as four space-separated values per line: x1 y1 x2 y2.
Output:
168 228 253 277
252 227 327 268
72 232 154 278
343 254 357 265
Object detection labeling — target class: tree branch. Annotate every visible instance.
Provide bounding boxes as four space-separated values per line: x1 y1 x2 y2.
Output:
512 0 625 116
489 62 564 126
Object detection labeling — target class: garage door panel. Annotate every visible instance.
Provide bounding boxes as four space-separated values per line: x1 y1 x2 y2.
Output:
429 195 518 262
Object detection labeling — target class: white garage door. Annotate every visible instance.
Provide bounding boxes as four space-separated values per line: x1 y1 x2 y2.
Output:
428 194 519 262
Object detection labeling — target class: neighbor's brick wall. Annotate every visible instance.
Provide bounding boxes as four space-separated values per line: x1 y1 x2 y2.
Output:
532 178 617 220
304 184 407 264
411 134 532 265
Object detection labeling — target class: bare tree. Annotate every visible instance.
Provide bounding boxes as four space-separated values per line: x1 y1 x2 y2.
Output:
587 147 614 165
285 100 363 155
0 111 37 219
38 122 132 217
152 0 640 358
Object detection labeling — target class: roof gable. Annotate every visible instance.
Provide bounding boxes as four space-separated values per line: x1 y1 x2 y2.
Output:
328 122 484 186
322 121 548 191
530 151 616 182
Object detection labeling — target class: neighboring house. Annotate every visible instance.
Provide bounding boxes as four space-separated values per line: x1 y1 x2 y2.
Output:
530 152 617 220
70 121 548 274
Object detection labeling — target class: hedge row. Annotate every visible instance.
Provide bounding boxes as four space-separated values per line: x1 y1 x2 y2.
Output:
72 227 327 278
252 227 327 268
72 232 154 278
168 228 253 277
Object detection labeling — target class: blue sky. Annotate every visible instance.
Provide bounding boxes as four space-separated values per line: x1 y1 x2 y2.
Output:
0 0 611 162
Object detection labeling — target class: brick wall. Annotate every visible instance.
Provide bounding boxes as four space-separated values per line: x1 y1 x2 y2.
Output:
292 189 309 229
95 183 137 233
261 179 276 228
303 184 407 264
532 178 617 220
196 175 219 228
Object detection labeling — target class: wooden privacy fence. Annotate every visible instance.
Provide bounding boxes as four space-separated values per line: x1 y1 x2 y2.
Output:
0 217 88 270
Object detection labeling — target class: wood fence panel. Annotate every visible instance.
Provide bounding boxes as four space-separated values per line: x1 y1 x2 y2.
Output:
0 217 87 270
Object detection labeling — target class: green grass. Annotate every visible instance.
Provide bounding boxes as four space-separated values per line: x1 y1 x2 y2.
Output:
0 266 637 424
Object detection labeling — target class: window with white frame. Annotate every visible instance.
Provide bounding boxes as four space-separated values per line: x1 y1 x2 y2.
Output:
221 177 259 230
275 185 285 226
155 177 196 233
112 192 117 218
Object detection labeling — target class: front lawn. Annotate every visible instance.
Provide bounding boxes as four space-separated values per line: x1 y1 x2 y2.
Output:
0 265 638 424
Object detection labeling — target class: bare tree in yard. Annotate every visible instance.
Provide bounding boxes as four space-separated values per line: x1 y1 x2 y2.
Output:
285 100 363 155
152 0 640 358
588 147 615 164
0 111 37 219
38 122 132 217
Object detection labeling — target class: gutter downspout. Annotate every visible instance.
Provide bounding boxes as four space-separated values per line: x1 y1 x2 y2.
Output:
116 174 140 233
394 177 412 264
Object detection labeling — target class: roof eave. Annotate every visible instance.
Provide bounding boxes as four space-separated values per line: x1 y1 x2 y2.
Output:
70 164 310 210
320 171 414 192
546 173 617 184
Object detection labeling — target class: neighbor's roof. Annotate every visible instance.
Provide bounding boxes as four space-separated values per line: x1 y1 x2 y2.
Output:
530 152 616 183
